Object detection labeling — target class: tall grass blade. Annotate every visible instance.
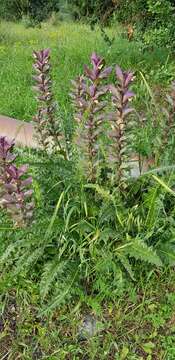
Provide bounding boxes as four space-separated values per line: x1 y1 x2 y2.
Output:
152 175 175 197
44 191 64 240
139 71 158 110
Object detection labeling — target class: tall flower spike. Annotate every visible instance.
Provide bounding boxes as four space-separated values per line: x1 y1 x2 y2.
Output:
108 65 135 188
0 136 34 227
33 49 65 156
71 52 112 181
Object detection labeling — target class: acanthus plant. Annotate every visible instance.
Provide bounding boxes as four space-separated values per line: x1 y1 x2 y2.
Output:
0 136 34 227
108 65 135 188
33 49 66 157
71 53 112 182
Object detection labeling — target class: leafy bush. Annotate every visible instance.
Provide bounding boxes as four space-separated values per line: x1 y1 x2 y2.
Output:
0 0 29 20
28 0 60 23
114 0 175 50
143 27 172 48
0 0 60 22
114 0 147 25
20 14 40 28
147 0 173 21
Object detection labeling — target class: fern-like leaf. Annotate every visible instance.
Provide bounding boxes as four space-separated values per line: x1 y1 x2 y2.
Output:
117 253 135 281
40 259 68 299
0 242 18 267
40 268 79 315
15 247 44 275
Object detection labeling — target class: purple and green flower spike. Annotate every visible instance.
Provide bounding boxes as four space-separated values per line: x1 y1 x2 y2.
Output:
108 65 135 187
33 49 65 156
0 136 34 227
71 53 112 181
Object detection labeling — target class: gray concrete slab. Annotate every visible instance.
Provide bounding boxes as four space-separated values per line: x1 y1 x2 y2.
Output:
0 115 38 148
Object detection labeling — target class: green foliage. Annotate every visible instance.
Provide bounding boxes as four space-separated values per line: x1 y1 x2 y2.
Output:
1 26 175 360
0 0 116 24
147 0 173 20
1 269 175 359
0 0 60 22
0 0 29 20
114 0 147 25
66 0 116 24
0 172 169 312
20 14 39 28
115 0 175 50
143 26 174 49
28 0 60 23
1 0 175 52
123 237 162 267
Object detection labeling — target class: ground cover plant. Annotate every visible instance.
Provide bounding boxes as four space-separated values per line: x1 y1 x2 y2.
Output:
1 20 175 359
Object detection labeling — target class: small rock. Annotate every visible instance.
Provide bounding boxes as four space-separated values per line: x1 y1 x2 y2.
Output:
78 314 98 340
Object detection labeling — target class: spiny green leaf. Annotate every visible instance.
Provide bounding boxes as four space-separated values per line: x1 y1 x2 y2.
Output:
122 236 162 267
15 247 44 274
0 242 17 266
40 269 79 315
117 254 135 281
40 259 67 299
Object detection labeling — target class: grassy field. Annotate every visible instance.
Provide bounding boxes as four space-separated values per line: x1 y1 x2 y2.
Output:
0 21 174 121
1 21 175 359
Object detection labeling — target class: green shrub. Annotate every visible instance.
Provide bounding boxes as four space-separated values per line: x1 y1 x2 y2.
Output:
0 0 29 20
21 14 39 28
0 0 60 22
114 0 175 50
147 0 173 21
143 25 175 49
114 0 147 24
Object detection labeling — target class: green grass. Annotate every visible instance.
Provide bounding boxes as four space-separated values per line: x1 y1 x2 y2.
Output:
1 269 175 359
0 21 174 121
1 20 175 359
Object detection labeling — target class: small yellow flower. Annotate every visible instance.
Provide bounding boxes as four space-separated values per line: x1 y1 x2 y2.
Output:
49 31 58 39
0 45 6 54
28 39 36 46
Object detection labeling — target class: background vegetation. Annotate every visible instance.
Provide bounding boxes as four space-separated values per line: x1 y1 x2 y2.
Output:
0 0 175 47
1 0 175 48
